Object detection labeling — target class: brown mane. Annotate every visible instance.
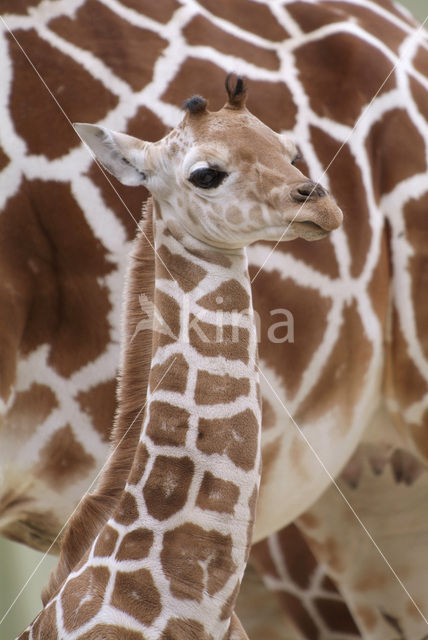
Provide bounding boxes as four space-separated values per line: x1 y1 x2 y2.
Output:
43 199 155 603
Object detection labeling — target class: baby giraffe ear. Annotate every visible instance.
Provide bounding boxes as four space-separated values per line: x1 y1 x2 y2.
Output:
74 123 150 186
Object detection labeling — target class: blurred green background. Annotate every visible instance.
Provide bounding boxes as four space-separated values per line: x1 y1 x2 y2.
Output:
0 1 427 638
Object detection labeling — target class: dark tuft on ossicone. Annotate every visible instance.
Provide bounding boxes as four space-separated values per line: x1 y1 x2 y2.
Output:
225 74 247 109
183 95 208 114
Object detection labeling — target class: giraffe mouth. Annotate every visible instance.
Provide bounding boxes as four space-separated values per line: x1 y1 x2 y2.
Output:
292 220 330 240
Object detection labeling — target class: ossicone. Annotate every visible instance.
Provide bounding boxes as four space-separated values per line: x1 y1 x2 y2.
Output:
183 95 208 115
225 74 247 110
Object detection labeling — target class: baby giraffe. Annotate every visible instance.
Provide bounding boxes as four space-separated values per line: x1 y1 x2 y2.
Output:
18 77 342 639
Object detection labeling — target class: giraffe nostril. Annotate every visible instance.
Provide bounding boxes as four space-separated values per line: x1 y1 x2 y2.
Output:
291 181 327 202
297 184 313 197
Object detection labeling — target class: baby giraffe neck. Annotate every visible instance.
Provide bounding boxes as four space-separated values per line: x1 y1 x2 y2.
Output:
117 201 262 636
21 200 261 640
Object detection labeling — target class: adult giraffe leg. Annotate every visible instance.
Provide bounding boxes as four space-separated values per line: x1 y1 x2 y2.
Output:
295 440 428 640
237 563 302 640
237 524 362 640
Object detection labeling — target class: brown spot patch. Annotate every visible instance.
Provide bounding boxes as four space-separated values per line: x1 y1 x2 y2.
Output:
373 0 417 24
7 30 117 159
189 247 232 268
143 455 194 520
161 522 236 601
76 379 116 442
183 15 280 70
197 409 259 471
195 370 250 405
86 160 143 242
226 206 244 224
1 0 39 14
31 602 57 638
114 491 139 526
162 58 296 131
321 574 340 594
414 44 428 79
295 32 395 125
403 193 428 363
0 146 9 172
196 471 240 514
355 605 378 631
77 625 146 640
6 383 57 438
296 301 372 424
353 569 389 591
271 232 340 279
153 289 181 349
310 128 371 278
161 617 214 640
156 244 207 292
49 0 167 90
189 316 249 363
37 424 95 489
128 442 150 485
390 306 427 409
261 397 276 430
277 591 318 640
324 1 407 52
286 1 344 32
305 535 345 574
146 401 190 447
366 109 427 196
314 596 360 634
197 279 250 312
120 0 180 22
116 528 153 561
94 525 119 557
197 0 289 40
410 77 428 123
250 537 281 580
250 268 332 398
278 524 317 590
62 566 110 631
150 354 189 394
110 569 161 625
367 223 390 324
10 180 114 377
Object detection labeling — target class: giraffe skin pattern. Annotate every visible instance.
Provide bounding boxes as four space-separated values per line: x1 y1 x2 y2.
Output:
0 0 428 638
17 75 342 637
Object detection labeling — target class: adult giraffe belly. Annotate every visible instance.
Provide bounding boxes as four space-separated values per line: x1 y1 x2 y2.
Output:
248 237 385 542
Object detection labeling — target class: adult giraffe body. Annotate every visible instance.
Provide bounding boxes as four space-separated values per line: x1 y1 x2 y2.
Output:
19 79 342 640
1 0 428 638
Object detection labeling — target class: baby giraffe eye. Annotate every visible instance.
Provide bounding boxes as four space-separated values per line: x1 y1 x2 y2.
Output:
291 153 303 166
189 167 228 189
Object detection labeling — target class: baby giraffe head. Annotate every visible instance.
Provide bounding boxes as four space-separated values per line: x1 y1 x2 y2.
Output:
75 76 342 249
